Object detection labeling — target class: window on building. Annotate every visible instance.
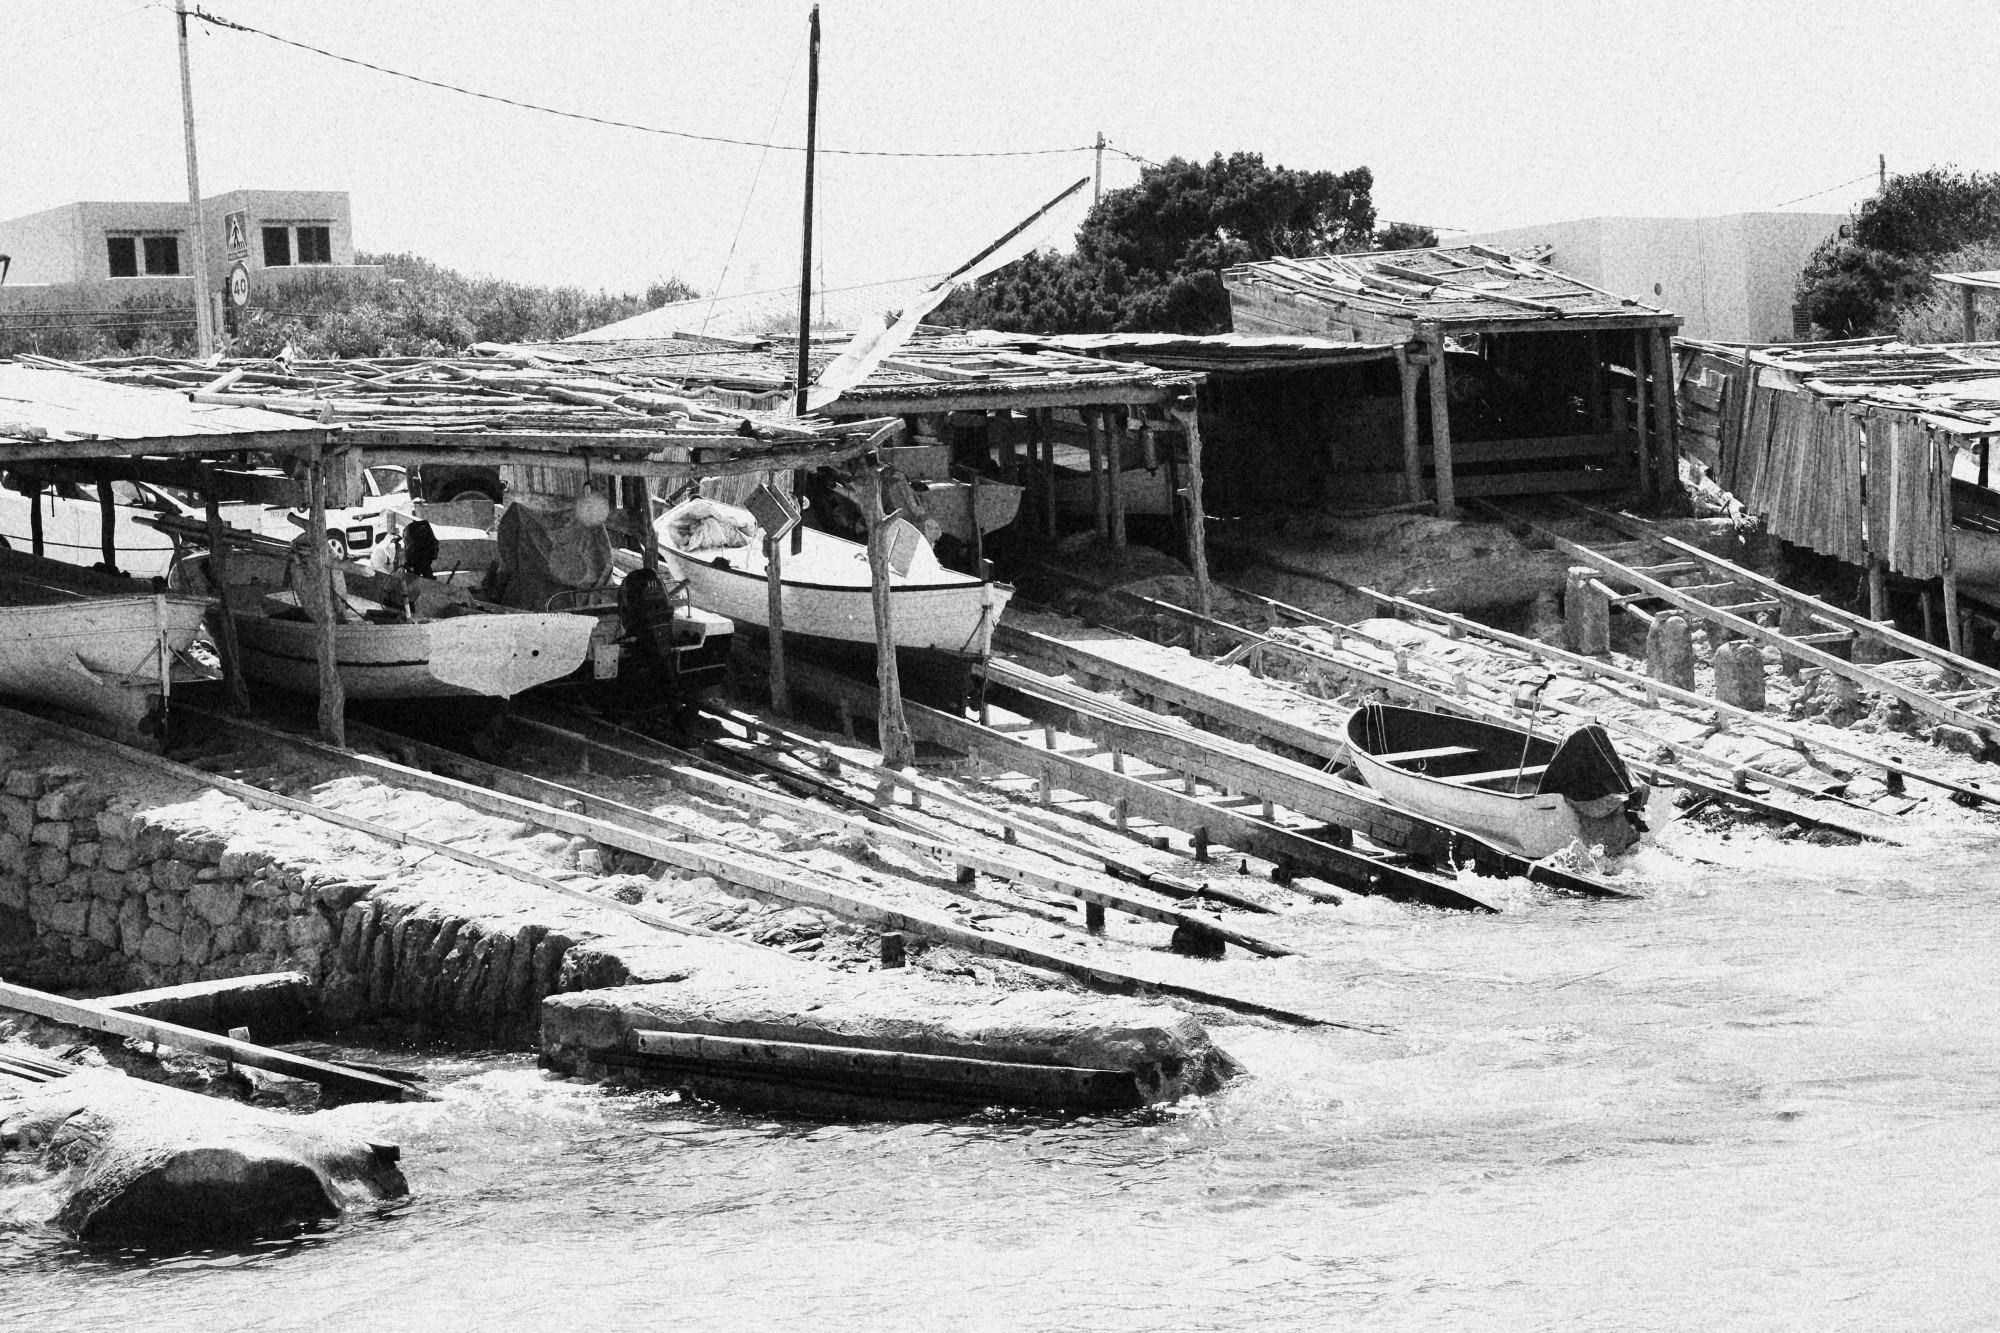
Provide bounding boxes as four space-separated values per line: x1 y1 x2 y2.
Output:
106 236 138 277
295 225 332 265
142 235 180 276
262 226 291 267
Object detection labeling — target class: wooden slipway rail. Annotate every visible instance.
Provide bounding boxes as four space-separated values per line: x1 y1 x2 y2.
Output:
1048 564 1914 844
1489 499 2000 748
775 655 1506 913
185 711 1347 1029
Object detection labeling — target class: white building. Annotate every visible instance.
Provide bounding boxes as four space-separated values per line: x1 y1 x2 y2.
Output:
1457 212 1845 344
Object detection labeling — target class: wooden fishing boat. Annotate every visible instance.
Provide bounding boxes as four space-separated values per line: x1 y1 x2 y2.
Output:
910 476 1024 548
0 550 208 731
1345 702 1645 859
659 505 1012 658
175 545 592 700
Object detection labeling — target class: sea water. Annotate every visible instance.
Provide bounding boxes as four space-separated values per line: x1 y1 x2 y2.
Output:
8 819 2000 1331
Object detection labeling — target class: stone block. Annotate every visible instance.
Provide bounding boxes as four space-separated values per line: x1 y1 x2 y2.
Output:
312 880 374 914
1932 724 1988 758
243 874 282 900
35 787 76 821
88 898 120 949
29 820 72 851
135 825 177 861
0 795 32 840
124 868 152 896
69 840 98 868
180 916 214 968
171 836 225 865
99 839 135 872
138 924 182 968
1713 640 1767 712
255 920 288 956
1563 567 1611 656
0 874 25 912
4 769 45 800
88 869 125 901
60 868 91 898
211 923 245 958
287 912 335 957
188 881 244 927
150 859 197 894
146 890 185 932
118 896 147 955
44 896 88 936
33 847 68 884
0 832 22 875
96 809 133 843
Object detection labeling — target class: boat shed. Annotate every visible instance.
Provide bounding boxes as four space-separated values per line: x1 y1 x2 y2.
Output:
1222 244 1686 512
1676 335 2000 656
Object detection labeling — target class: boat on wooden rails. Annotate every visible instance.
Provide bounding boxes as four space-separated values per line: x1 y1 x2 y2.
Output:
173 542 592 701
0 550 207 734
659 497 1011 704
1345 703 1646 860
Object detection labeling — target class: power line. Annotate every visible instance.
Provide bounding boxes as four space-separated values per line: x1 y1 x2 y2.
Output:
188 8 1093 160
1771 170 1878 210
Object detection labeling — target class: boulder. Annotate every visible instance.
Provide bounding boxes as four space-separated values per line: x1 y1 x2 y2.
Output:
0 1069 405 1240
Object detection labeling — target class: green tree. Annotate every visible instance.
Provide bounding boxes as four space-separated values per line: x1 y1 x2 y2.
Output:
1796 167 2000 337
1373 221 1438 251
935 151 1378 335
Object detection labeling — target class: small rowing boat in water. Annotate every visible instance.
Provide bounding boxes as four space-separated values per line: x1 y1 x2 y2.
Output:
1345 703 1645 859
659 499 1011 658
0 550 207 732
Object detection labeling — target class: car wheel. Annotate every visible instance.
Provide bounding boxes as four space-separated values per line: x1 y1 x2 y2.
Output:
327 533 350 562
444 484 503 506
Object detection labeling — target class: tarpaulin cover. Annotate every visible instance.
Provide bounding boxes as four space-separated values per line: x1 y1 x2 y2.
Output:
490 500 615 612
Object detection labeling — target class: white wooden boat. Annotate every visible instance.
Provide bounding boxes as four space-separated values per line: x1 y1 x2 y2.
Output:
178 546 592 700
659 504 1011 658
1345 703 1644 859
912 477 1024 547
0 552 208 730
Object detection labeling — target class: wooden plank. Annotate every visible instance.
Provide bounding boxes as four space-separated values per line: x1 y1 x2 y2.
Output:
0 979 414 1103
1449 468 1635 498
0 428 325 463
1496 504 2000 744
1442 433 1629 465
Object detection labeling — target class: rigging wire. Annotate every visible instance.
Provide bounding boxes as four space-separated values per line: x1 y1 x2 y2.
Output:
700 31 808 334
1770 170 1878 210
187 8 1094 159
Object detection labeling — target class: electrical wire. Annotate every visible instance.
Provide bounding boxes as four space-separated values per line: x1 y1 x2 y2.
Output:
12 0 161 60
1771 170 1878 209
188 8 1094 160
701 31 807 334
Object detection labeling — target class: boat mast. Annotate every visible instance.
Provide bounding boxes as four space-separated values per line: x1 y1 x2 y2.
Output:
794 4 820 416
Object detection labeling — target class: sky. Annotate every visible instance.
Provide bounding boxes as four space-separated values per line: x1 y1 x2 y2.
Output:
10 0 2000 301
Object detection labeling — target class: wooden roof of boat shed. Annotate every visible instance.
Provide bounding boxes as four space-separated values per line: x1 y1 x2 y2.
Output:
511 334 1201 415
0 361 327 461
1225 243 1681 340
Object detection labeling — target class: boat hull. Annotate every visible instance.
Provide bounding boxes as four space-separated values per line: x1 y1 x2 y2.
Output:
0 596 208 729
662 530 1011 659
1345 705 1638 860
221 609 593 700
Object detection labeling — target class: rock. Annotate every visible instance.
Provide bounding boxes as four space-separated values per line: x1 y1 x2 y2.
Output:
187 881 244 928
34 787 76 821
68 841 98 868
286 912 335 957
1 1070 406 1240
1932 724 1988 758
99 839 135 872
117 897 147 956
138 924 182 968
33 847 68 884
146 890 185 932
150 859 197 894
1712 640 1767 712
88 869 124 901
0 833 22 875
4 769 45 800
87 899 120 949
0 875 25 912
47 898 89 936
181 915 215 967
0 795 32 840
95 809 133 842
310 880 373 915
1644 614 1695 691
29 821 72 851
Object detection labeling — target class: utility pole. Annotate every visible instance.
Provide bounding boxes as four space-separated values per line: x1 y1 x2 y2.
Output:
1879 153 1887 192
793 4 820 416
175 0 215 358
1094 130 1105 203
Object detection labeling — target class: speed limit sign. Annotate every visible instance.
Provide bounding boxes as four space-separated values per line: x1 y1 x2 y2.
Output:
226 261 250 308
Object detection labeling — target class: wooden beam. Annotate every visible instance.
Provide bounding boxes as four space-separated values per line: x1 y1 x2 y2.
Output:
1426 324 1457 515
27 483 42 558
301 450 345 746
861 464 914 767
95 467 117 572
1632 331 1656 502
1171 402 1213 618
1943 449 1965 656
1107 409 1127 549
0 979 413 1104
1964 284 1980 344
1087 409 1110 540
1648 327 1681 501
1397 347 1425 503
825 382 1190 416
0 428 325 464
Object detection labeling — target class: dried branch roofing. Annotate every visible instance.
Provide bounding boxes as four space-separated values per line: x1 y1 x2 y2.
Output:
0 361 323 450
1225 243 1677 328
1679 335 2000 435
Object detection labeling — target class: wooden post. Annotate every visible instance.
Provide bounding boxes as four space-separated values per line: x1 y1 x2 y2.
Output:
1587 332 1606 430
765 529 790 716
1087 409 1110 540
1033 409 1055 538
861 464 914 767
1140 420 1158 470
1106 408 1127 549
1982 438 1991 490
1632 331 1655 502
27 484 43 558
1867 555 1889 623
1171 399 1212 619
302 451 345 746
96 469 118 572
1942 437 1965 656
1426 324 1457 516
624 475 659 576
1962 284 1979 344
201 475 250 712
1610 342 1631 443
1397 345 1425 503
1649 327 1681 501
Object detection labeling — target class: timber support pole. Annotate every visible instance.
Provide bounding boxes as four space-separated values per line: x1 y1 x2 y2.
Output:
1426 324 1457 516
862 462 914 767
302 447 345 746
1170 397 1212 620
201 469 250 712
1397 344 1424 503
